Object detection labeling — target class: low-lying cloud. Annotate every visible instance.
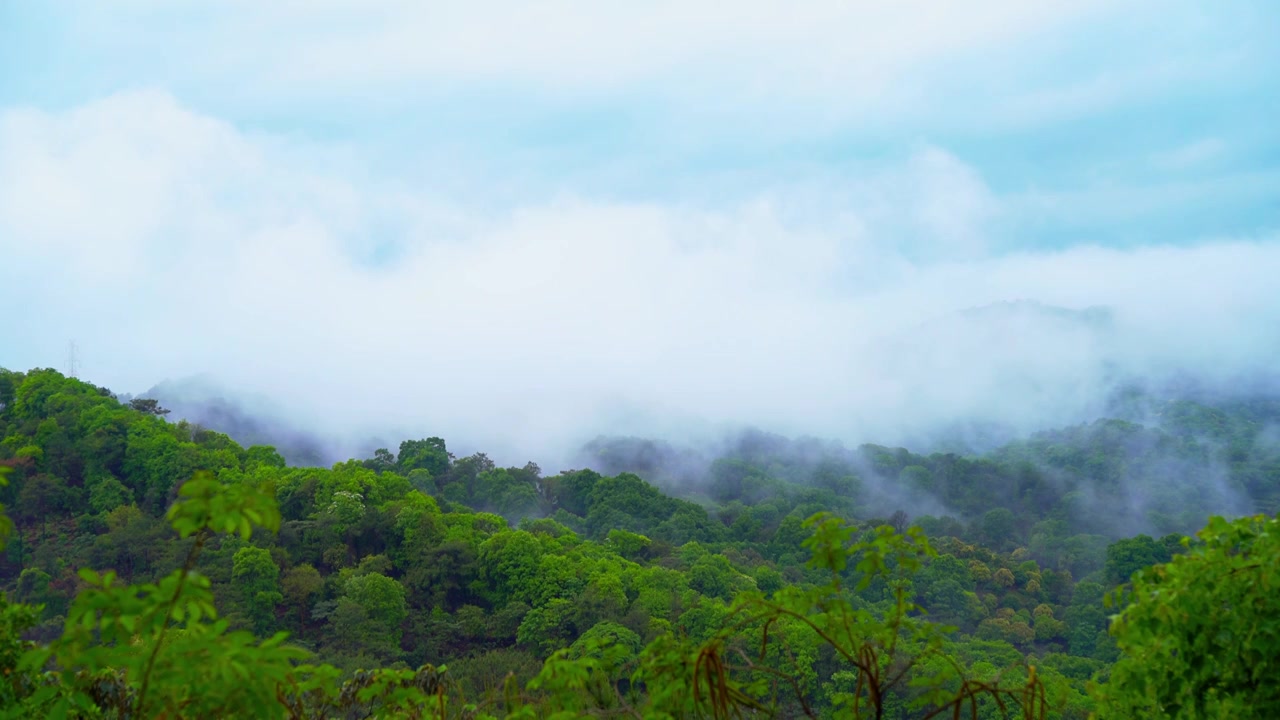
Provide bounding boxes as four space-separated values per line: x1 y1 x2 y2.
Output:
2 91 1278 468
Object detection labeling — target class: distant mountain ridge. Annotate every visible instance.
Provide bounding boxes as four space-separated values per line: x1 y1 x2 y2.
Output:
140 375 337 466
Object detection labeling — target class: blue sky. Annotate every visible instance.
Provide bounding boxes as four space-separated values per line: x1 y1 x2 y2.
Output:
1 1 1278 462
4 0 1276 243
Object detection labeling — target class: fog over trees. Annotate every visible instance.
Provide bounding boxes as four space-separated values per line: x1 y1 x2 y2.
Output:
3 0 1278 716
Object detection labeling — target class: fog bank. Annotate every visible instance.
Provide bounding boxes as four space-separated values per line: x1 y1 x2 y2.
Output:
2 94 1279 469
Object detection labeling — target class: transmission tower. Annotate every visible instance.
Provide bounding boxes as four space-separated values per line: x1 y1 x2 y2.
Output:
67 340 80 378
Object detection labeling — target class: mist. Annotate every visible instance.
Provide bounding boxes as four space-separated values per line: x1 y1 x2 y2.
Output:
2 93 1279 469
3 109 1278 471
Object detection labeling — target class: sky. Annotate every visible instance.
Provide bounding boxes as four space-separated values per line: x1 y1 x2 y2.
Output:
1 1 1278 466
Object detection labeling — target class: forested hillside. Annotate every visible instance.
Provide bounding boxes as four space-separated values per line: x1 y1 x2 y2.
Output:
584 382 1280 556
1 366 1277 718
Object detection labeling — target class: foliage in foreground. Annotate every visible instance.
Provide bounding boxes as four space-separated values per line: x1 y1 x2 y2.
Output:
0 464 1053 718
0 368 1277 717
2 461 1277 718
1094 512 1280 719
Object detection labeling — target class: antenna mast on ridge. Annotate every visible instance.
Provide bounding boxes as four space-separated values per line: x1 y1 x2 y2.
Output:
67 340 80 378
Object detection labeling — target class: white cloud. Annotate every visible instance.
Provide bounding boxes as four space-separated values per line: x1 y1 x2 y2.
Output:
2 91 1277 466
900 147 1000 260
52 0 1114 116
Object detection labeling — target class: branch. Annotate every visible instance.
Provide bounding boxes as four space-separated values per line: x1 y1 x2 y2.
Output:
134 527 209 716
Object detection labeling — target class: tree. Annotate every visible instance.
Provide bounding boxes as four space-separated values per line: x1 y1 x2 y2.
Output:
636 514 1047 719
923 579 968 623
0 592 39 707
0 370 17 412
396 437 450 477
332 572 408 661
687 554 739 601
363 448 396 473
10 472 307 718
1033 605 1067 643
1103 534 1170 586
439 452 495 505
322 490 365 538
605 529 650 560
1095 513 1280 718
14 568 61 619
475 468 541 518
231 546 282 635
979 507 1017 550
17 474 72 537
86 471 133 514
993 567 1015 588
478 530 545 606
899 465 935 494
245 445 286 469
129 397 170 416
17 368 1280 716
573 574 628 632
404 540 478 610
547 469 600 517
517 598 576 657
281 563 324 627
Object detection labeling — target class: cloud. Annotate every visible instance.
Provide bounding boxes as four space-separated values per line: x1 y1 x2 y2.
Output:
10 2 1276 253
2 91 1279 468
17 0 1157 145
56 1 1110 96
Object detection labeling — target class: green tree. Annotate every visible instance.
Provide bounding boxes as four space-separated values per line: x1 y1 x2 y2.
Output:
606 528 651 560
0 593 38 707
330 572 408 663
573 573 628 632
281 563 324 627
128 397 170 416
979 507 1017 550
517 598 576 657
396 437 450 477
231 546 282 635
1094 514 1280 718
0 370 17 413
86 470 133 514
11 472 307 718
687 554 740 601
478 530 544 606
16 474 71 537
245 445 286 469
1103 533 1171 586
547 469 600 517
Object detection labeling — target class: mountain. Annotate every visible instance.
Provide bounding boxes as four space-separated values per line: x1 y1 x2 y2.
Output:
139 374 337 466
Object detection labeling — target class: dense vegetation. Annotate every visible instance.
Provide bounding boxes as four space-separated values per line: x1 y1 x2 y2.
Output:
0 367 1277 717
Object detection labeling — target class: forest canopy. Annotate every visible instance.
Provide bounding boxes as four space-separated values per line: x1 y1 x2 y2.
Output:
0 366 1277 718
